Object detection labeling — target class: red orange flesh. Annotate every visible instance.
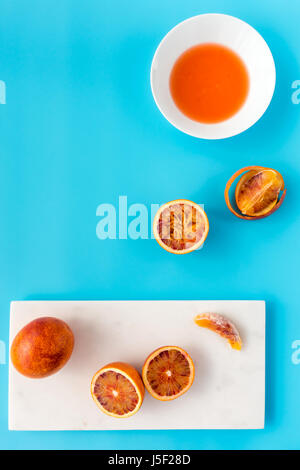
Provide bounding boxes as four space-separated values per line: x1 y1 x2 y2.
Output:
225 166 286 220
91 362 144 418
142 346 195 401
194 313 242 350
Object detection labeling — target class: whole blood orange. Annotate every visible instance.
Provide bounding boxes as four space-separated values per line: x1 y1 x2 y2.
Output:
91 362 144 418
194 313 242 350
10 316 74 378
142 346 195 401
153 199 209 254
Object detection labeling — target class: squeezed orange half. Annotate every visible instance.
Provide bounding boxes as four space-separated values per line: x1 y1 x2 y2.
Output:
153 199 209 254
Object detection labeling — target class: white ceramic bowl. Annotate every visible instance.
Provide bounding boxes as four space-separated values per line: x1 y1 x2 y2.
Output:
151 14 276 139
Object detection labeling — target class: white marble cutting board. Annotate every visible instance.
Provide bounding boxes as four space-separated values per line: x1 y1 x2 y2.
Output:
9 300 265 430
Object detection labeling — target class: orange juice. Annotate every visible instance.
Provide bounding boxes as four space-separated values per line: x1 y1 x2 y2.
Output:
170 43 249 123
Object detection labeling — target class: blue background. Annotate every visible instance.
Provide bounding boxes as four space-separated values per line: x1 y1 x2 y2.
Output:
0 0 299 450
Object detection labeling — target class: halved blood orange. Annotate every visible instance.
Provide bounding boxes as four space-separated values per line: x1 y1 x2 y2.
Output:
225 166 286 220
142 346 195 401
194 313 242 350
153 199 209 254
91 362 144 418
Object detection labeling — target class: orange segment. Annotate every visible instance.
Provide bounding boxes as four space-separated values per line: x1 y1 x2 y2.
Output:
91 362 144 418
194 313 242 350
142 346 195 401
153 199 209 254
225 166 286 220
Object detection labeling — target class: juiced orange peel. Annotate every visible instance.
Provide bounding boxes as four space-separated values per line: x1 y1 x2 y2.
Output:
153 199 209 254
224 166 286 220
194 313 242 350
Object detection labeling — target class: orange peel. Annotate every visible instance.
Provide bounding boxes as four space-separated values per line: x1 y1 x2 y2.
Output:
194 313 242 350
224 166 286 220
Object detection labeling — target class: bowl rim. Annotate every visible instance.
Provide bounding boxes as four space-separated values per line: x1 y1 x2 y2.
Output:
150 13 276 140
